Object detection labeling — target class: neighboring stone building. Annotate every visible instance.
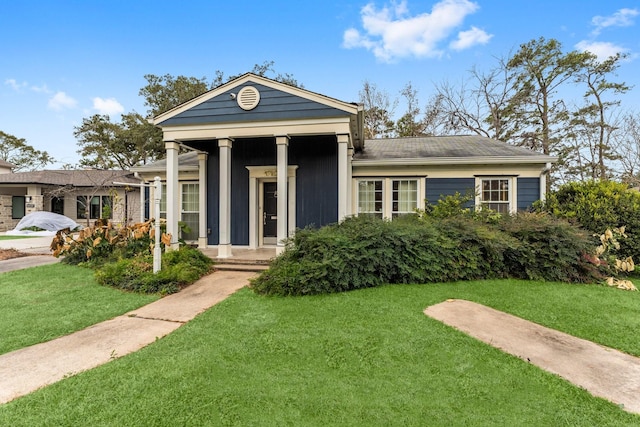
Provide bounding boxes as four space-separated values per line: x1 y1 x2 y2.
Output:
0 169 141 232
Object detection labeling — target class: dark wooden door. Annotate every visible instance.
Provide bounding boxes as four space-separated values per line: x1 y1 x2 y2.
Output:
263 182 277 239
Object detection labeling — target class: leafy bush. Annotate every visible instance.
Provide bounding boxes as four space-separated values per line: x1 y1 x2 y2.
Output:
537 180 640 261
94 246 213 295
251 213 600 296
53 220 213 294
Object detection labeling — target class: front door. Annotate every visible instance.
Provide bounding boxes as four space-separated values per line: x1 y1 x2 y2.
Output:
263 182 278 245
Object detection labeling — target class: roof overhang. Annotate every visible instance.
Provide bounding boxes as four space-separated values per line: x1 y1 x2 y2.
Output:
153 73 359 126
352 155 558 167
161 117 354 146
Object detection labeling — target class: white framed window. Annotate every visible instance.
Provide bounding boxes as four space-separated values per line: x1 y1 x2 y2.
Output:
476 177 515 214
356 177 423 219
392 179 418 218
358 179 383 218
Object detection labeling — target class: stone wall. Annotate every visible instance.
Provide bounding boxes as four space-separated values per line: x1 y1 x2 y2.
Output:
0 195 18 232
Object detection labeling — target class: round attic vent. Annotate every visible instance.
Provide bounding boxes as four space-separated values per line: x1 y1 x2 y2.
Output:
237 86 260 110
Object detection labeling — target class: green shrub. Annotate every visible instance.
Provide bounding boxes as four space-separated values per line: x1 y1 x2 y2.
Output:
538 180 640 261
251 213 600 296
94 246 213 295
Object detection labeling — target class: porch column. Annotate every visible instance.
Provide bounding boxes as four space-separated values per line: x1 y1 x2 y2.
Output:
198 152 208 249
276 136 289 255
337 134 349 221
218 138 233 258
347 147 354 217
138 179 145 222
165 141 180 249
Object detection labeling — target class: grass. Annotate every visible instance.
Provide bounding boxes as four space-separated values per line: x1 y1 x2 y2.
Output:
0 263 158 354
0 235 36 240
0 279 638 425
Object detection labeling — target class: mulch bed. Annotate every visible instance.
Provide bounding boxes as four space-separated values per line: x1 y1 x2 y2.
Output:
0 249 32 261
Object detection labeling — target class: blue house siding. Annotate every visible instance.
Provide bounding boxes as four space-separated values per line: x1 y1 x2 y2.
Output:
160 83 352 126
204 136 338 245
289 136 338 229
230 138 277 245
426 178 475 205
517 177 540 210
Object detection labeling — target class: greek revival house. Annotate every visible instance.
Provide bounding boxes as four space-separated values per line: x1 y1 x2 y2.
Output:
137 73 555 257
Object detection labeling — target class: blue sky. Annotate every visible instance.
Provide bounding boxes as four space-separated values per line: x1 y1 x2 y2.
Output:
1 0 639 168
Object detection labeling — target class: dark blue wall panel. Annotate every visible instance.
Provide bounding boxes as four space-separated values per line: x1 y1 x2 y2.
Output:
517 177 540 210
230 138 277 245
160 83 352 126
289 136 338 229
426 178 475 206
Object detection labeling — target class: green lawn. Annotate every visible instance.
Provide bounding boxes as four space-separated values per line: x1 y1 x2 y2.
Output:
0 263 158 354
0 235 36 240
0 279 638 426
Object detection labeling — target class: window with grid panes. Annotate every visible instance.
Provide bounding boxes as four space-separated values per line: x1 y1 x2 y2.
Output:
480 179 510 213
392 179 418 218
357 180 383 218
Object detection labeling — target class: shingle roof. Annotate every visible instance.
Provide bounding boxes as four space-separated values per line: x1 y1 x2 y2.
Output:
354 135 554 163
0 159 15 169
131 152 200 173
0 169 139 186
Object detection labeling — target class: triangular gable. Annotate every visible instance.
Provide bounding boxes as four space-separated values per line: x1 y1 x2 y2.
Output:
154 73 359 127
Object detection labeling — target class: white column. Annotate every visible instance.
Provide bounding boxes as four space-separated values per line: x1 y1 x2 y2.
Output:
347 147 354 217
337 134 349 222
248 174 257 249
198 152 208 249
276 136 289 255
165 141 180 249
218 138 233 258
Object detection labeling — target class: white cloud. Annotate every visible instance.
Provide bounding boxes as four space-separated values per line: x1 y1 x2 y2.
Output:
30 84 51 94
575 40 628 61
5 79 27 91
48 91 78 111
342 0 488 62
92 97 124 115
591 8 639 35
449 26 492 50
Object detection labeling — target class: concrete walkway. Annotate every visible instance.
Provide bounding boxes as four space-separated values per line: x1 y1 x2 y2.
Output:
0 270 255 404
425 299 640 415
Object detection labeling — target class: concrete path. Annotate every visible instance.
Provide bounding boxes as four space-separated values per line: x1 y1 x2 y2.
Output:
0 270 255 404
425 299 640 415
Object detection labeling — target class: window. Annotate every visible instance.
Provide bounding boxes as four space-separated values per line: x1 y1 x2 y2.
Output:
51 197 64 215
392 179 418 218
77 196 87 219
357 180 383 218
181 183 199 241
77 195 112 220
357 178 421 219
159 184 167 219
479 178 510 213
12 196 25 219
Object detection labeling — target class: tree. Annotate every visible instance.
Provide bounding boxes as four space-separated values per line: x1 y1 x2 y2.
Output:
563 53 629 181
74 113 163 170
506 37 590 155
617 111 640 186
395 82 421 137
359 80 396 139
435 59 520 141
0 131 55 171
76 61 301 169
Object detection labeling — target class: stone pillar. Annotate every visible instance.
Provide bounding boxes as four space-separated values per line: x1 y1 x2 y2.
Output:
198 152 208 249
218 138 233 258
276 136 289 255
165 141 180 249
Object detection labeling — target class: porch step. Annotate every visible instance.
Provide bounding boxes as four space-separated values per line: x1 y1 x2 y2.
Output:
214 263 269 272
